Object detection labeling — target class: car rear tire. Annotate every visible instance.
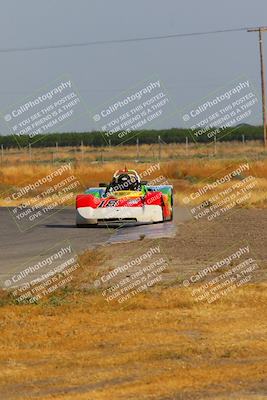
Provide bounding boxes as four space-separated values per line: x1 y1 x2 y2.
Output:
170 190 174 221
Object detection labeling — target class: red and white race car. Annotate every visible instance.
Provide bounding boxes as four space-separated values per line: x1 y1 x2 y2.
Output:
76 169 173 226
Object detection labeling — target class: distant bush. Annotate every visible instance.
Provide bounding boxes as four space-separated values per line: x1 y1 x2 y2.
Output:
0 125 264 148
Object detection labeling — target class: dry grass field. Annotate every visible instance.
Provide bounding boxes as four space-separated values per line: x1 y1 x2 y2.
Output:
0 141 267 207
0 285 266 400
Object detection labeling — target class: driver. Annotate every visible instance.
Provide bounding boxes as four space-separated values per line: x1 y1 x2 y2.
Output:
116 173 139 191
106 172 141 194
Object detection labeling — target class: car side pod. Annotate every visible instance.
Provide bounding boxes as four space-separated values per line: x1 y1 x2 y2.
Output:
75 194 98 226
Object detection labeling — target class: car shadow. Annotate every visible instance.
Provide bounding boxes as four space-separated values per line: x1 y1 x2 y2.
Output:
44 221 172 229
44 224 109 229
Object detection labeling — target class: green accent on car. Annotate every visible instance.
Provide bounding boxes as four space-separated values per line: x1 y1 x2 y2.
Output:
84 188 105 197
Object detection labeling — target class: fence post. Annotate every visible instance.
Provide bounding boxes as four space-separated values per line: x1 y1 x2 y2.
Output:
29 144 32 162
1 144 3 164
136 137 139 162
186 136 188 156
158 135 161 160
81 140 84 161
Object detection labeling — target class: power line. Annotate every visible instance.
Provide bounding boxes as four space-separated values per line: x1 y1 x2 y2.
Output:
0 26 253 53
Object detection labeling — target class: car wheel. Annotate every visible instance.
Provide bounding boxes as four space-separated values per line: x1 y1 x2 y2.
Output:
170 191 174 221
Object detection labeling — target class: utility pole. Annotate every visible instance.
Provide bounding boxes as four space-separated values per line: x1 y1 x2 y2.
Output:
248 27 267 147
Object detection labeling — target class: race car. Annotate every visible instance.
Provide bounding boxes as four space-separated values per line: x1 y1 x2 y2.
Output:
76 168 173 226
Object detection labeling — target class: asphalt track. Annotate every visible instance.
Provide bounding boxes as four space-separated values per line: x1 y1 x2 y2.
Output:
0 206 191 287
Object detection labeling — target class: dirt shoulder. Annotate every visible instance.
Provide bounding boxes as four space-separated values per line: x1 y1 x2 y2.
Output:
90 208 267 287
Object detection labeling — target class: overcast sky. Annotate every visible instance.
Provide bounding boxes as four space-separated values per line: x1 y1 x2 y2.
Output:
0 0 266 133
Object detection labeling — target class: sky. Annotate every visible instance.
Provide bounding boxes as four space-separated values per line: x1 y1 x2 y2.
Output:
0 0 266 134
